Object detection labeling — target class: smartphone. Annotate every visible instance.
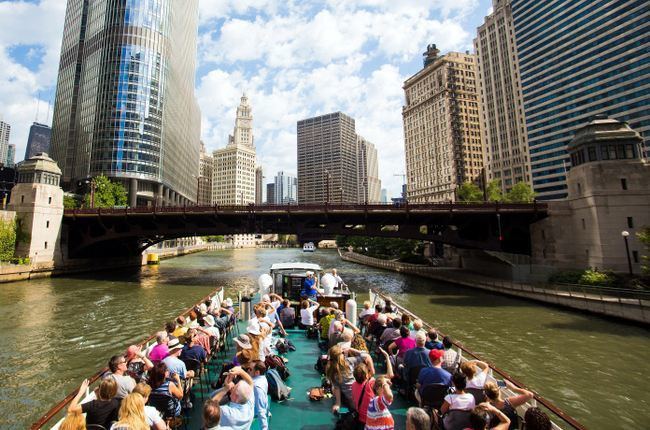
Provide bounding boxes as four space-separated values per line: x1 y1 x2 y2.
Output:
496 379 507 388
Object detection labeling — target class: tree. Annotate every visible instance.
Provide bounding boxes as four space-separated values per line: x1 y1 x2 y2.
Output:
504 182 535 203
0 219 16 262
457 182 483 202
638 227 650 275
63 195 78 209
84 175 128 208
486 179 503 202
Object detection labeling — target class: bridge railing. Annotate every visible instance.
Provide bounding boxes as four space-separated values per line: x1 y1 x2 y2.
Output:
64 201 548 215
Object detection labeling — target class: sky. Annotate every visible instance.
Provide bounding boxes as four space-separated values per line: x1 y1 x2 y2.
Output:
0 0 493 197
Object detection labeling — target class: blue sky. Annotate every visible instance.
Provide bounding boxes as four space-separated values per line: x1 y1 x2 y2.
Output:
0 0 492 196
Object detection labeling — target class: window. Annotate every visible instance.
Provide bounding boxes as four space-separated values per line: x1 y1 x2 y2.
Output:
621 178 628 190
21 196 24 203
44 241 48 249
581 218 586 230
46 221 50 228
627 217 634 228
633 251 639 263
48 197 52 204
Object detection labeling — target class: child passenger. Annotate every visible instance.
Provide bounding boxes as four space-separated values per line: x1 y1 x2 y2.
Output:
364 375 394 430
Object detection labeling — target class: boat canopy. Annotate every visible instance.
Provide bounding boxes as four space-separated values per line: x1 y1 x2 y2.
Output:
269 262 323 272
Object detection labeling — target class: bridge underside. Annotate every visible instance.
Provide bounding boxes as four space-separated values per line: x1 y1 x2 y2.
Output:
63 205 547 259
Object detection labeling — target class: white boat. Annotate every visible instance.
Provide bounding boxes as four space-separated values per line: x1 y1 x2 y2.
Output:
302 242 316 252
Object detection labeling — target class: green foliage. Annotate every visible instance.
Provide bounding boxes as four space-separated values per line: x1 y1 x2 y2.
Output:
203 235 226 242
63 195 78 209
504 182 536 203
457 182 483 202
548 270 583 284
486 179 503 202
638 227 650 275
84 175 128 208
579 269 614 286
277 234 298 245
337 235 424 261
0 219 16 262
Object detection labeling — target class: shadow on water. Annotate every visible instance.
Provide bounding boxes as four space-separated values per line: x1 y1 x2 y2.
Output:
427 295 528 308
543 318 650 336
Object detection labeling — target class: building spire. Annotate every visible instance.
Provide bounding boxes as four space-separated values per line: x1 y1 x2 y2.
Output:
229 93 254 148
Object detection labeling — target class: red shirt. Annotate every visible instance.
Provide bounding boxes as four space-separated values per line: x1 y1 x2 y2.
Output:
351 378 375 423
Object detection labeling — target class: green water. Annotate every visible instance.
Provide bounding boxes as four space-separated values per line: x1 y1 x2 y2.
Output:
1 248 648 429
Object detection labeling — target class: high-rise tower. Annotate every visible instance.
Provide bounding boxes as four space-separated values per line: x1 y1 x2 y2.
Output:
25 122 52 160
357 136 381 203
0 120 10 167
50 0 201 206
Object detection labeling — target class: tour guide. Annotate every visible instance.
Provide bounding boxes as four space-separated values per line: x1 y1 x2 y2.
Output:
301 271 319 299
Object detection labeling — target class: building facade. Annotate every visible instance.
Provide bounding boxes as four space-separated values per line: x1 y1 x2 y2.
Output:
266 183 275 204
297 112 359 204
356 136 382 203
5 145 15 168
274 171 297 204
475 0 531 193
255 166 264 205
0 120 10 167
50 0 202 207
511 0 649 200
198 142 213 205
25 122 52 160
403 46 484 202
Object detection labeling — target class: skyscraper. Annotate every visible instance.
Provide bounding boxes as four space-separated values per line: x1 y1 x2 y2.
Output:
50 0 201 206
403 45 484 202
297 112 359 204
274 171 297 204
198 142 213 205
266 183 275 204
475 0 531 193
511 0 649 200
255 166 264 205
357 136 382 203
25 122 52 160
0 121 9 167
5 145 15 168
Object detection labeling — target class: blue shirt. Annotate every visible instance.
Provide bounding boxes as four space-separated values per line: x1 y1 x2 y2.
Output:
180 344 207 363
220 394 255 430
163 355 187 379
425 340 444 350
301 277 317 297
252 375 269 430
403 347 432 371
418 366 452 393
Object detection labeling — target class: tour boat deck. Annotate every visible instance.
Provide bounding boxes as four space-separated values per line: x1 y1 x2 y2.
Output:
184 322 411 429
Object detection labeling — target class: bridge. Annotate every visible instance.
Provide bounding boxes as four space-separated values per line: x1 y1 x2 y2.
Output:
62 202 548 258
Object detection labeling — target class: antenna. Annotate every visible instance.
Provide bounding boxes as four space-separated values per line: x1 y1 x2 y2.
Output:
35 92 41 122
46 99 51 124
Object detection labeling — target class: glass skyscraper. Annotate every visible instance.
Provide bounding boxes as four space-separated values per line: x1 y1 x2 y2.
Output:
50 0 201 206
25 122 52 160
512 0 649 200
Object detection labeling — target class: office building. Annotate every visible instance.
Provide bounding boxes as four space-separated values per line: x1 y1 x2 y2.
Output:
0 120 10 167
266 183 275 204
380 188 388 204
197 142 213 205
255 166 264 205
357 136 382 203
274 171 297 204
475 0 531 193
25 122 52 160
50 0 201 206
403 45 484 202
297 112 359 204
5 145 15 168
511 0 649 200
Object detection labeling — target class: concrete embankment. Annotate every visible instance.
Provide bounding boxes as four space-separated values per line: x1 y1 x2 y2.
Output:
340 250 650 325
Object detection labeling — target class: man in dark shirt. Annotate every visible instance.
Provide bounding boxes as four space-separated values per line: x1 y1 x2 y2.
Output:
181 331 207 363
425 328 444 350
403 332 432 382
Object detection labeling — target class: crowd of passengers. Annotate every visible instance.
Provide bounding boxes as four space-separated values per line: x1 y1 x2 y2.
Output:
56 289 556 430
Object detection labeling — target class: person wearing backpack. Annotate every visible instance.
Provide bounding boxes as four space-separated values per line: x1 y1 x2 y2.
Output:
210 366 255 430
246 360 270 430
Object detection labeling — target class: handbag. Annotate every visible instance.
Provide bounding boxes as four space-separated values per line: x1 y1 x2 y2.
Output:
308 386 325 401
335 381 368 430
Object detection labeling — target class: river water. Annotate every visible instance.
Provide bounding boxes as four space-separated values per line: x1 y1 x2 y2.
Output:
1 248 647 429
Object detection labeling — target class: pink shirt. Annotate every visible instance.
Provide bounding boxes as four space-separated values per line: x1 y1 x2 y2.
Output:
394 337 416 358
351 378 375 423
149 344 169 362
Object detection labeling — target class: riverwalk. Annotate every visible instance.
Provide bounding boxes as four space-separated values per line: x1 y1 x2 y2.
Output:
339 250 650 325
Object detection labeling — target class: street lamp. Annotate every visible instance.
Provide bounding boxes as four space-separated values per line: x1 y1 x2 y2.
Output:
621 230 633 275
81 178 96 208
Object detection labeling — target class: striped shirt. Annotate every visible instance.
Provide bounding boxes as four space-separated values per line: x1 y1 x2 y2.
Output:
365 395 394 430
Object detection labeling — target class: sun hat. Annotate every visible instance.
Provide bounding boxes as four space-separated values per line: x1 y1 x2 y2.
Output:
168 338 183 352
204 315 215 327
199 303 208 315
234 334 253 349
188 321 200 329
247 320 261 336
224 298 233 307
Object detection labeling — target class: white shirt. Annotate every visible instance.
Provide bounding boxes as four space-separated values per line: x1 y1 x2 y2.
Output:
466 369 488 389
145 405 163 427
359 308 374 320
266 301 281 324
444 393 475 411
334 274 345 287
300 305 319 326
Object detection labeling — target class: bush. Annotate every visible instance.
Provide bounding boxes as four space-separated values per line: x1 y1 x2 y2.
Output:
0 219 16 262
548 270 583 284
579 269 613 286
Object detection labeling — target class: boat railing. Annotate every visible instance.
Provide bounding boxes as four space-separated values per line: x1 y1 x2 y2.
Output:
369 288 587 430
30 288 225 430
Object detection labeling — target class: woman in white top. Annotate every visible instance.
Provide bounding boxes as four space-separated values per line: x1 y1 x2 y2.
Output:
300 298 320 328
461 360 489 389
441 372 476 429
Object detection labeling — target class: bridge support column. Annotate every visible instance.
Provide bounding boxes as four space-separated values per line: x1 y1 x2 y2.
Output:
129 179 138 208
164 187 170 206
156 184 164 207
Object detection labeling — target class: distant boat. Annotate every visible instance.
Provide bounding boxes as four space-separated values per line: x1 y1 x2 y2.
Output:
302 242 315 252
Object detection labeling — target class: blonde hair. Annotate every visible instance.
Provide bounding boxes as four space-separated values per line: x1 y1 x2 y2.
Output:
133 382 152 399
60 411 86 430
363 300 371 309
460 361 478 379
114 393 149 430
484 381 502 402
326 345 349 384
413 319 423 330
373 375 391 395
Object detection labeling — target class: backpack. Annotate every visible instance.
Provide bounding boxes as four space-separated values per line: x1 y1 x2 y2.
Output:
266 368 291 401
275 339 289 354
314 354 328 374
265 354 290 380
306 326 319 339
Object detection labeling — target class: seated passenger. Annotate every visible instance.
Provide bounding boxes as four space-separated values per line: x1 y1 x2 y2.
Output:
149 362 183 417
415 349 451 404
523 407 552 430
202 314 221 339
279 299 296 329
171 317 188 338
164 321 178 342
162 338 195 380
337 328 355 353
441 372 476 428
460 360 490 390
441 336 460 374
370 313 388 340
387 326 416 363
233 334 256 366
203 399 221 430
68 378 119 429
329 312 360 347
365 375 395 430
299 299 319 329
406 407 430 430
319 308 337 340
401 313 413 330
484 380 533 429
403 332 432 377
245 360 269 430
380 318 402 348
326 345 375 414
180 330 207 363
409 319 425 340
132 382 166 430
210 366 255 430
366 304 383 334
125 345 154 383
466 404 511 430
351 347 393 427
382 297 396 314
110 392 149 430
106 354 136 399
426 329 444 350
149 331 170 362
359 300 374 321
58 410 85 430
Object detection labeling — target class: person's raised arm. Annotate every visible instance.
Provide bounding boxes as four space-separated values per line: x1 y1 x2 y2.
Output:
67 379 89 414
220 306 233 315
139 351 154 371
169 379 184 399
230 366 253 385
378 347 393 379
381 379 393 403
343 319 360 334
387 341 397 356
474 360 489 371
211 381 234 403
504 380 534 407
